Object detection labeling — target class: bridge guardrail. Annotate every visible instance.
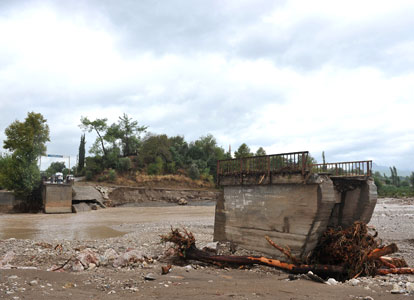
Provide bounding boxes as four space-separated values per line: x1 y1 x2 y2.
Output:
217 152 372 185
310 160 372 177
217 151 309 180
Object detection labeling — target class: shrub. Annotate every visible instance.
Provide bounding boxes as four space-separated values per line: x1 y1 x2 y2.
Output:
85 170 93 181
148 157 164 175
108 169 117 182
188 163 200 180
117 157 131 172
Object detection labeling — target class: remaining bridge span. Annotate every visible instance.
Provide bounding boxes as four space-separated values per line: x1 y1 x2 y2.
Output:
214 151 376 259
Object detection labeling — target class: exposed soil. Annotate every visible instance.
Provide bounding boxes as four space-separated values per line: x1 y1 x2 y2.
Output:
0 198 413 299
77 173 216 190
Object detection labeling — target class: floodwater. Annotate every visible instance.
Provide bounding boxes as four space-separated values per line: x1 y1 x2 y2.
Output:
0 206 215 240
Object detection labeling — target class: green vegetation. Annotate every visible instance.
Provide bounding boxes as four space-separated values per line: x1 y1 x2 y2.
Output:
373 170 414 197
0 112 50 209
44 161 66 178
234 143 253 158
79 115 260 183
77 134 86 175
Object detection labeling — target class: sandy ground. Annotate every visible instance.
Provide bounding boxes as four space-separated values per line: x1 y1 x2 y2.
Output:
0 198 413 299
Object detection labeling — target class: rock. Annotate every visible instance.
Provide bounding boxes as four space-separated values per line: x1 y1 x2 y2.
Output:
88 263 96 270
348 278 360 286
363 297 374 300
406 282 414 293
144 273 156 281
178 198 188 205
104 248 118 260
100 248 118 265
77 248 99 268
205 242 218 251
0 251 15 268
113 249 144 268
29 280 38 286
72 260 84 272
326 278 338 285
72 202 92 213
390 283 405 294
184 265 193 272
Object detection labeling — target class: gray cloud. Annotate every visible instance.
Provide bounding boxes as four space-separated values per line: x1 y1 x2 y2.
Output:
1 0 414 171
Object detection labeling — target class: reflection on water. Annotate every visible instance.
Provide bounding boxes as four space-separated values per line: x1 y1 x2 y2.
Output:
0 225 127 240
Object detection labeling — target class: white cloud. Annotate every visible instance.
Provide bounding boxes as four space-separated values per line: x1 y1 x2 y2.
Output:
0 0 414 170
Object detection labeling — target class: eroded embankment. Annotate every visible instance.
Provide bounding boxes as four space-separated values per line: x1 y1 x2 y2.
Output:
108 186 220 207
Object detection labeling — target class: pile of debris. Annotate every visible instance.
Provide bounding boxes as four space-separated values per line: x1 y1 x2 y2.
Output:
161 222 414 281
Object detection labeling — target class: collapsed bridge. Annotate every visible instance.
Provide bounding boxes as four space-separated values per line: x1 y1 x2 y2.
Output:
214 151 377 259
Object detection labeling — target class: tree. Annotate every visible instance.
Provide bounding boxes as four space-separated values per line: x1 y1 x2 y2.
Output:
187 134 226 179
234 143 253 159
45 161 66 178
0 112 50 197
255 147 266 156
77 134 86 174
115 113 147 156
80 117 108 157
140 134 172 166
410 172 414 190
4 112 50 160
390 166 400 187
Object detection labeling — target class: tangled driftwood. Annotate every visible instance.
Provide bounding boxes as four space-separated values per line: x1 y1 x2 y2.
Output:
161 222 414 280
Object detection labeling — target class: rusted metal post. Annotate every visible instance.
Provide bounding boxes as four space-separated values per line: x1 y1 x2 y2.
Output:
301 153 305 175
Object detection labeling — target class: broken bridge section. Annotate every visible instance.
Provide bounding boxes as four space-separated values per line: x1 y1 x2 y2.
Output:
214 151 377 260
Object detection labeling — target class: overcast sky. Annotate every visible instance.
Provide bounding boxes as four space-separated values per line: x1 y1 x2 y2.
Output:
1 0 414 171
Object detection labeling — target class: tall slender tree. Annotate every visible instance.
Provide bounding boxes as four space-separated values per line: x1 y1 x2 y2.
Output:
77 134 86 174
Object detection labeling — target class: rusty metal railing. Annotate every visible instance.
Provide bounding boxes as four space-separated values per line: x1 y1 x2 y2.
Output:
217 151 373 185
217 151 309 179
310 160 372 177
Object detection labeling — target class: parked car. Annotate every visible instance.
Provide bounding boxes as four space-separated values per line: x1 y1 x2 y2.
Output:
55 172 64 183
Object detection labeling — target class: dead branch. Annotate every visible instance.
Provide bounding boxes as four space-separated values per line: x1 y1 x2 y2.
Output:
367 243 398 260
376 267 414 275
265 236 300 264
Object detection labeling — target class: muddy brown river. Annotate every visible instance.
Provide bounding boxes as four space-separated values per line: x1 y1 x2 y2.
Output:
0 206 215 240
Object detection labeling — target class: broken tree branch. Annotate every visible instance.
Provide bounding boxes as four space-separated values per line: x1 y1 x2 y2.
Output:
265 236 300 264
367 243 398 260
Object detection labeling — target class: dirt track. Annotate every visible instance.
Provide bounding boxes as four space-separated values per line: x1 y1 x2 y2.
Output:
0 198 413 299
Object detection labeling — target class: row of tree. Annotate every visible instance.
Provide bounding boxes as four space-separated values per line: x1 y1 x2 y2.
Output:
77 114 268 182
373 167 414 197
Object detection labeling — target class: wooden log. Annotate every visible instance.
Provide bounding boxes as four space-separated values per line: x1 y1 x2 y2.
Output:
265 236 300 264
367 243 398 260
246 256 345 277
376 267 414 275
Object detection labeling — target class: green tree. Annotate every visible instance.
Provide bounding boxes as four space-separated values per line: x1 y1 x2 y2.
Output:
188 163 200 180
114 113 147 156
169 135 189 170
410 172 414 190
187 134 226 180
77 134 86 175
140 134 172 166
255 147 266 156
234 143 253 159
45 162 66 178
390 166 400 187
0 112 50 197
80 117 108 157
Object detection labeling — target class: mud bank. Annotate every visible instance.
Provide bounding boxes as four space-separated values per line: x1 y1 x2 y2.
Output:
108 187 220 207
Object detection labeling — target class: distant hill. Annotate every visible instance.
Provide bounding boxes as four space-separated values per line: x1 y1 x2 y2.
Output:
372 163 412 177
